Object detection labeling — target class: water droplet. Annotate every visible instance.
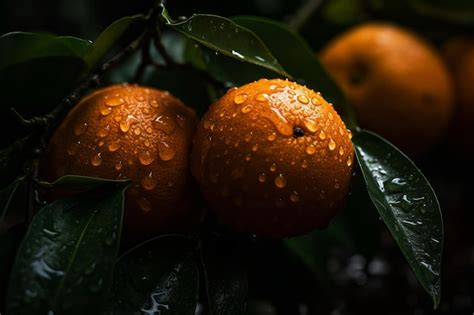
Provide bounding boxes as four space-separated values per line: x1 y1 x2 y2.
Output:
91 152 102 166
245 154 251 161
150 100 159 108
105 96 124 107
274 174 287 188
136 96 145 102
258 173 266 183
347 158 353 167
241 105 252 114
134 127 141 135
302 160 308 168
234 93 248 104
260 108 292 136
96 125 110 138
384 178 406 193
290 191 300 202
311 97 319 105
158 142 175 161
328 139 336 151
74 122 88 136
297 95 309 104
348 130 353 139
339 147 345 156
141 171 158 190
270 163 277 172
328 112 334 120
120 120 130 132
115 161 123 170
252 144 259 152
114 115 122 122
101 107 112 116
144 139 151 147
303 119 318 133
138 198 152 212
98 141 104 147
319 130 327 140
339 126 344 136
138 150 154 165
146 127 153 134
255 93 268 102
155 114 176 134
268 133 277 141
306 145 316 155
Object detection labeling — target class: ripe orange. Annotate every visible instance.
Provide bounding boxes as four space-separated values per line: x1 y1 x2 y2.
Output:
442 37 474 149
320 22 454 155
40 84 201 238
191 78 354 238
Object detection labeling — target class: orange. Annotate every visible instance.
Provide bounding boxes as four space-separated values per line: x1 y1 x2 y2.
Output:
442 37 474 149
40 84 201 239
191 78 354 238
320 22 453 155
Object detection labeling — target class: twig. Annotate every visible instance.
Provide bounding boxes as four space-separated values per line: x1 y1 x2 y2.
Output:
288 0 325 31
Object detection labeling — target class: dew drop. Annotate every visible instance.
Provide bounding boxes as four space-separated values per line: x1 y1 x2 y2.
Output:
319 130 327 140
297 95 309 104
120 120 130 132
328 112 334 120
98 141 104 147
91 152 102 166
303 119 318 133
339 147 345 156
233 93 248 104
105 96 124 107
268 133 277 141
136 96 145 102
74 122 88 136
245 154 251 161
96 125 110 138
348 129 353 139
306 145 316 155
146 127 153 134
144 140 151 147
252 144 259 152
290 191 300 202
274 174 287 188
138 150 154 165
101 107 112 116
339 126 344 136
311 97 319 105
115 161 122 170
155 115 176 134
255 93 269 102
141 171 158 190
114 115 122 122
258 173 266 183
270 163 277 172
108 141 121 152
134 127 141 135
241 105 252 114
138 198 152 212
158 141 176 161
328 139 336 151
150 100 159 108
347 158 353 167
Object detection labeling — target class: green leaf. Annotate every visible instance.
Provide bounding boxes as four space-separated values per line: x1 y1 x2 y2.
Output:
352 128 443 308
231 16 355 125
163 14 288 77
0 177 26 231
40 174 128 191
6 181 129 315
203 238 248 315
109 235 199 315
83 14 146 69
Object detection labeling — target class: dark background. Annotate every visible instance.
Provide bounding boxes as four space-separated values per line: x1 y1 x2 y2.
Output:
1 0 473 314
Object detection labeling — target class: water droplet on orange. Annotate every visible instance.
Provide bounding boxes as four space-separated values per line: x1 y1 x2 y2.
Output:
268 133 277 141
339 126 344 136
328 139 336 151
91 152 102 166
105 96 124 107
303 119 318 133
101 107 112 116
245 154 251 161
115 161 122 170
328 112 334 120
120 120 130 132
274 174 287 188
290 191 300 202
306 145 316 155
114 116 122 122
158 141 176 161
241 105 252 114
260 108 292 136
138 150 154 165
348 129 353 139
339 147 345 156
155 115 176 134
347 158 353 167
252 144 259 152
319 130 327 140
98 141 104 147
302 160 308 168
255 93 268 102
258 173 266 183
144 139 150 147
138 197 152 212
108 141 121 152
141 171 157 190
146 127 153 134
74 122 88 136
134 127 141 135
297 95 309 104
96 126 110 138
234 93 248 104
311 97 319 105
150 100 159 108
136 96 145 102
270 163 277 172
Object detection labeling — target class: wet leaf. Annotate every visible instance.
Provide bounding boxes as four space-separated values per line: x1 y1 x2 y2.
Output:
232 16 355 125
353 128 443 307
109 235 199 315
6 181 129 315
163 14 288 77
203 238 248 315
83 14 146 69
